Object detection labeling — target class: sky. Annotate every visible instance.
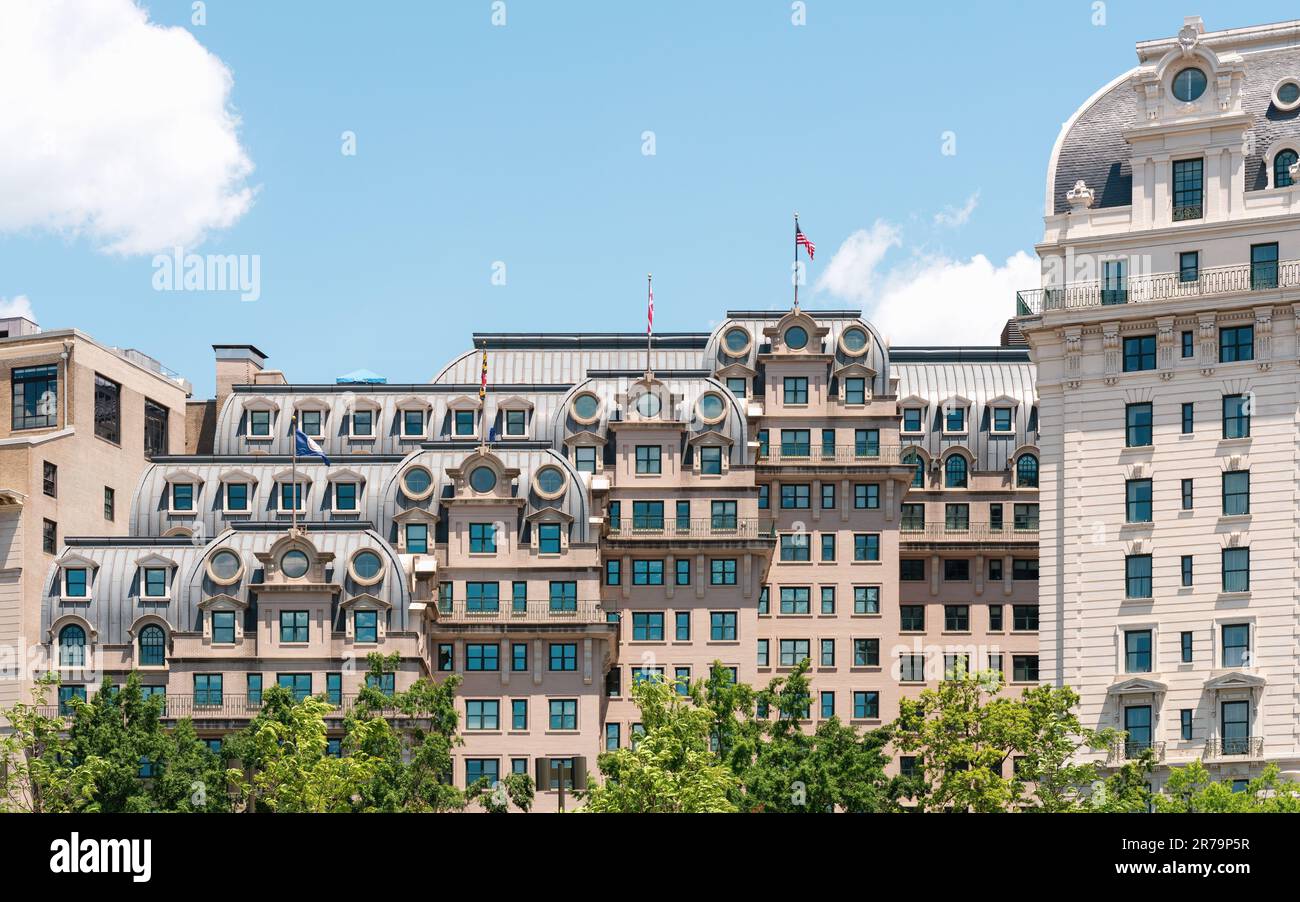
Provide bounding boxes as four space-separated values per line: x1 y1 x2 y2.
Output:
1 0 1296 398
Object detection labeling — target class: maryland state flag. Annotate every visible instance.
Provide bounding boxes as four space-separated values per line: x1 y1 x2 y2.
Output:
479 346 488 401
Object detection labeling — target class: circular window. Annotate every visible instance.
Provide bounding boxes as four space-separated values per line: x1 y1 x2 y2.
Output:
723 327 751 356
571 393 601 424
208 550 243 585
469 465 497 493
1275 79 1300 111
402 466 433 499
634 392 662 418
1172 67 1207 102
350 550 383 584
696 392 726 423
281 550 310 579
534 466 567 499
784 325 809 350
840 326 869 356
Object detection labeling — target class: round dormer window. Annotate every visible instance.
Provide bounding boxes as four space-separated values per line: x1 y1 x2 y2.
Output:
784 325 809 350
402 466 434 500
572 392 601 424
840 326 869 356
1172 67 1206 102
723 327 751 356
281 550 310 579
469 466 497 493
696 392 726 424
533 466 567 499
1274 79 1300 111
634 391 662 418
349 550 383 584
208 550 243 585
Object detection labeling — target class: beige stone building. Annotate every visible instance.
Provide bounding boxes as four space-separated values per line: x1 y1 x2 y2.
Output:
1019 17 1300 786
0 315 190 708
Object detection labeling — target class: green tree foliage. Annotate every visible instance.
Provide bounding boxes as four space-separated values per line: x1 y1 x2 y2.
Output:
584 673 739 813
1155 762 1300 813
0 675 106 812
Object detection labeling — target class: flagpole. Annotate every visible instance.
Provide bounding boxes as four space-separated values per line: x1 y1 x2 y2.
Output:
290 413 298 534
793 212 799 311
646 273 653 378
479 340 488 452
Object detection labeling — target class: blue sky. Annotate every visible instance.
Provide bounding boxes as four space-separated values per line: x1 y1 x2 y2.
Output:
1 0 1294 398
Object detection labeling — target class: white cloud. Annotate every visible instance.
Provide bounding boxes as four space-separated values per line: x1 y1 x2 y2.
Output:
0 0 255 255
813 221 901 303
0 295 36 320
866 251 1040 345
933 191 980 228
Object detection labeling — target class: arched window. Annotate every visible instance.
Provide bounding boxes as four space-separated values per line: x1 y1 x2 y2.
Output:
59 624 86 667
139 625 166 666
945 455 968 489
1016 454 1039 488
903 451 924 488
1276 149 1298 188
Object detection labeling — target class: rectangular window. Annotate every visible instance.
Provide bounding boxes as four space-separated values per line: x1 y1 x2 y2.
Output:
466 582 500 611
821 482 836 509
1013 605 1038 631
1125 630 1152 673
779 639 811 667
249 409 271 437
1222 470 1250 516
279 610 309 643
104 486 115 521
632 501 664 530
757 639 769 667
758 484 769 510
943 560 970 582
143 567 167 598
505 409 527 436
549 643 577 671
853 533 880 562
855 428 879 457
820 691 835 718
632 559 664 585
780 533 810 562
853 691 879 720
511 643 528 672
278 673 312 702
1219 325 1254 363
854 483 879 510
574 446 596 473
1172 158 1203 220
1181 402 1194 434
710 612 737 641
194 674 223 707
945 503 969 530
333 482 357 511
632 612 664 641
854 638 880 667
1179 251 1199 283
605 723 621 750
844 378 866 405
509 581 526 612
352 409 373 436
1222 394 1250 439
511 699 528 730
676 500 691 530
467 522 497 554
821 428 836 458
93 374 121 443
901 503 925 530
902 408 923 432
1180 709 1193 741
900 605 924 632
675 558 691 587
405 523 428 554
279 482 304 512
249 674 265 706
783 377 808 405
1125 403 1152 447
710 559 737 585
1181 330 1194 358
853 586 879 615
11 364 58 429
944 407 966 432
1221 623 1250 667
1181 478 1194 511
453 410 475 436
225 482 249 512
900 559 925 581
605 558 621 586
466 700 500 731
298 409 322 437
211 611 235 644
1012 655 1039 683
820 534 835 562
1181 631 1193 663
1181 555 1193 587
944 604 970 631
1125 555 1152 599
549 699 577 731
780 429 810 458
43 461 56 497
635 445 661 474
779 586 810 614
1251 242 1279 290
171 483 194 512
64 568 88 598
780 483 810 509
675 611 691 641
700 447 722 474
992 407 1013 433
1125 479 1152 523
726 377 746 397
900 654 925 682
1222 547 1250 593
1122 335 1156 372
989 604 1003 631
819 585 836 614
537 523 561 554
548 581 577 612
1013 503 1039 532
1102 259 1127 305
438 643 453 671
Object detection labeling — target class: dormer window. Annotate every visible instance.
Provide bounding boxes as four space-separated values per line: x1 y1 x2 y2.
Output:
944 408 966 433
249 409 272 437
454 410 476 437
504 409 527 436
355 610 378 643
64 567 89 598
723 327 752 357
171 483 195 512
902 408 923 433
784 325 809 350
1171 66 1206 102
352 409 374 437
1172 158 1203 221
334 481 358 512
1275 149 1298 189
725 377 747 398
843 377 866 405
402 409 425 438
225 482 250 512
297 409 323 438
404 523 429 553
279 481 307 513
700 446 723 475
992 407 1014 433
633 391 661 418
839 326 869 356
574 446 597 473
142 567 169 599
469 465 497 494
401 466 435 500
537 523 562 555
281 550 310 579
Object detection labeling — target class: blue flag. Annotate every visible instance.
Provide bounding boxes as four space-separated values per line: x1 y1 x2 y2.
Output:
294 427 330 466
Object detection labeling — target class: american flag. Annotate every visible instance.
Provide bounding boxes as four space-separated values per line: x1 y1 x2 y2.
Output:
647 278 654 336
796 225 815 260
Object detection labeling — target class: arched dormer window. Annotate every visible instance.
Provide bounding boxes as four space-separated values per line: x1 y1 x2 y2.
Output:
138 624 166 666
1275 149 1298 189
945 455 968 489
59 624 86 667
903 450 924 488
1016 454 1039 489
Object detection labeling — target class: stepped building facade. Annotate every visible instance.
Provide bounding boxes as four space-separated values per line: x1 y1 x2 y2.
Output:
33 309 1039 810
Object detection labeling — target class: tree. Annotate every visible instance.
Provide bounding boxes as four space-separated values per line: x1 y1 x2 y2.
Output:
469 771 535 813
1003 683 1120 812
584 673 739 813
1155 762 1300 813
0 675 106 812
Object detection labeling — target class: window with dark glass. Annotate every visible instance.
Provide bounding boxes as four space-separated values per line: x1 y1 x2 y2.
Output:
1013 559 1038 581
42 461 56 497
900 605 924 631
1219 325 1254 363
537 523 561 554
1125 555 1152 599
1178 251 1199 283
635 445 661 474
212 611 235 644
1181 555 1193 587
1222 470 1249 516
1172 158 1203 220
93 374 120 443
710 612 737 641
855 428 879 457
944 407 965 432
1012 655 1039 682
1251 242 1279 290
854 533 879 561
779 639 811 667
549 643 577 671
902 408 923 432
1221 623 1250 667
12 364 58 429
944 604 969 630
1124 630 1152 673
700 446 722 474
1222 394 1250 439
779 586 809 614
194 674 222 707
1125 478 1152 522
900 503 925 530
783 377 808 404
632 559 664 586
675 558 691 586
989 604 1003 631
854 586 879 614
844 378 866 404
820 534 835 562
1180 631 1193 662
943 560 969 582
992 407 1013 432
1181 402 1194 434
104 486 115 521
854 638 880 666
1181 330 1194 358
453 410 475 436
900 559 925 581
1125 402 1152 447
1222 547 1250 593
279 610 309 643
1181 478 1193 511
1101 259 1127 304
1016 454 1038 488
944 455 967 488
855 483 879 509
1276 149 1298 187
1123 335 1156 372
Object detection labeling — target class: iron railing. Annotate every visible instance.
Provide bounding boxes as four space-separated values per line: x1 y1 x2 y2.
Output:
900 522 1038 542
35 693 411 721
1107 738 1166 764
1205 736 1264 759
607 518 773 540
1015 258 1300 315
436 600 609 623
757 444 904 465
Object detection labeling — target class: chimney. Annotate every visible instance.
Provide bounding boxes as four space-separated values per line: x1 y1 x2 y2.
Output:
213 344 268 409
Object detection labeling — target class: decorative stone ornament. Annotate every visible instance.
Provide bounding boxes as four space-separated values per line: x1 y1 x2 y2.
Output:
1066 180 1095 211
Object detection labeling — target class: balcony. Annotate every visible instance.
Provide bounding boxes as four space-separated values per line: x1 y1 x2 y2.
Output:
899 521 1038 545
1205 736 1264 760
607 518 773 541
37 693 411 722
1107 738 1166 765
436 599 610 624
1015 258 1299 315
757 444 904 466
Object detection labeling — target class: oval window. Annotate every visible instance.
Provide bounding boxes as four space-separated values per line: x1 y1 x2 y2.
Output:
785 325 809 350
573 393 600 422
724 328 750 355
209 550 242 581
469 466 497 493
1172 67 1207 102
635 392 662 417
698 393 725 422
352 550 382 581
1278 81 1300 106
841 327 868 354
403 467 432 497
281 550 310 579
535 466 565 496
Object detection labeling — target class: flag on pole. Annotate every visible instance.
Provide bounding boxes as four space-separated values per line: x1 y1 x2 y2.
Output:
479 346 488 401
796 224 815 260
294 424 330 466
647 277 654 336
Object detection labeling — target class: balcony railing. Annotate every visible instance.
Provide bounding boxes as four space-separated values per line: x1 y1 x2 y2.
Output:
757 444 904 465
607 518 773 541
1107 738 1166 764
436 600 610 623
36 693 411 721
899 522 1038 542
1205 736 1263 759
1015 258 1300 315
